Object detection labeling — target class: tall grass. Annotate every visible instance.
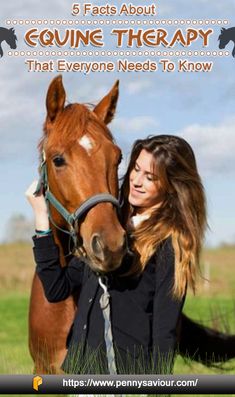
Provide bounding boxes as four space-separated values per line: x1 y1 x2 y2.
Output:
0 293 32 374
1 242 235 379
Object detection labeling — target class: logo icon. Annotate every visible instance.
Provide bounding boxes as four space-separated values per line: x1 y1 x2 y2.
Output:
0 27 17 58
33 375 43 391
218 27 235 58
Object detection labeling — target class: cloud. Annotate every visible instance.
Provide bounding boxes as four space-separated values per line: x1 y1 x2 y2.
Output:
1 0 71 19
114 116 235 178
113 116 159 133
125 79 152 95
157 4 174 16
0 60 120 162
0 61 47 161
179 117 235 176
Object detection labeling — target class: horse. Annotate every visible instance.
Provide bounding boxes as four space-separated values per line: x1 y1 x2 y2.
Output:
218 27 235 58
29 75 126 373
29 75 235 374
0 27 17 57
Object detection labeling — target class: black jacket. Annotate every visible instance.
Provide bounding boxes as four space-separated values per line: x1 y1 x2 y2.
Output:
33 234 185 374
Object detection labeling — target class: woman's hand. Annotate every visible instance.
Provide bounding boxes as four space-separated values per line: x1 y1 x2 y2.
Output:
25 180 50 231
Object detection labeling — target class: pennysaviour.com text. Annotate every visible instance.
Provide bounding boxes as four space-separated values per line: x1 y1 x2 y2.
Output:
62 377 198 389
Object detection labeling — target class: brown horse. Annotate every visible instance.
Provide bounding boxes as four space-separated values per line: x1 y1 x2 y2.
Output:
29 75 126 373
29 76 235 374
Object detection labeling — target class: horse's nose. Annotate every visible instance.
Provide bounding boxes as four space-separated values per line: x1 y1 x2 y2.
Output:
91 232 127 266
91 234 105 262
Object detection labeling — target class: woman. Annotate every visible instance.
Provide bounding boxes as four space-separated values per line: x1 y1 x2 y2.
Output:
26 135 207 374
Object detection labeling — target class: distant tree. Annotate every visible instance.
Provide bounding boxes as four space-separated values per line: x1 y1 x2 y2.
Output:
5 213 34 242
219 241 235 249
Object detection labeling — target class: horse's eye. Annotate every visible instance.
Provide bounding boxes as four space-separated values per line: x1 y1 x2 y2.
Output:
53 156 66 167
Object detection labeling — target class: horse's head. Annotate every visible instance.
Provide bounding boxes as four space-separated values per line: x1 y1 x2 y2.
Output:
218 27 230 49
5 28 17 49
41 75 126 273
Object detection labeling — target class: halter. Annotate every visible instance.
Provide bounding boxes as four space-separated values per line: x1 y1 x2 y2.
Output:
34 150 120 252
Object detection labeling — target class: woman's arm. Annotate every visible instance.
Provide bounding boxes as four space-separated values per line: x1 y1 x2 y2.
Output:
25 180 85 303
152 238 186 373
33 233 85 302
25 180 50 231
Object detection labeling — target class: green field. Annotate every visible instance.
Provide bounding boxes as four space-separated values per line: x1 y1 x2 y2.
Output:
1 242 235 396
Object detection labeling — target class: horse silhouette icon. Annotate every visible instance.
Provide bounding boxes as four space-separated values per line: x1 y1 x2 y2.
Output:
0 27 17 58
218 27 235 58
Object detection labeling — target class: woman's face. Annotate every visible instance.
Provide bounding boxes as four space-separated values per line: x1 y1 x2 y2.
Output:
128 149 164 213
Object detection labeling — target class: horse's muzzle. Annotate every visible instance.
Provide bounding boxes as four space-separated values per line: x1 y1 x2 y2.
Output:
89 232 127 272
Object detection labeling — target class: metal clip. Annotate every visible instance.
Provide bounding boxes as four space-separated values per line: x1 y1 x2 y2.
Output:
42 149 46 163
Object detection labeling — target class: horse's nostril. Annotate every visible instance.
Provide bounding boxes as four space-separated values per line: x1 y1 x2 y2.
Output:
123 235 128 253
90 231 127 268
91 234 104 260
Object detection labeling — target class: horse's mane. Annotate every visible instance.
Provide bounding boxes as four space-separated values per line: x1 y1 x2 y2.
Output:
39 103 114 155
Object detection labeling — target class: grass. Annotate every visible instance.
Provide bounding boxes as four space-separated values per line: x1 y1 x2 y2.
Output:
1 292 235 376
0 242 35 294
184 296 235 333
1 242 235 383
0 293 32 374
199 245 235 297
1 242 235 296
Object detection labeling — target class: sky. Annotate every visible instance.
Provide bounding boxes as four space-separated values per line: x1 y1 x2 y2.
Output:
0 0 235 246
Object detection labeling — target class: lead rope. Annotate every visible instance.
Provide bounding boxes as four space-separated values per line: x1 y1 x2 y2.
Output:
72 278 121 397
98 276 118 375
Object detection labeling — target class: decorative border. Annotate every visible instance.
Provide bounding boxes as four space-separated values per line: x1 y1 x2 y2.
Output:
8 50 230 57
5 19 230 26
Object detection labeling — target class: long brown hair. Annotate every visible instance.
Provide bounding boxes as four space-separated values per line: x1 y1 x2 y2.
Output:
120 135 207 298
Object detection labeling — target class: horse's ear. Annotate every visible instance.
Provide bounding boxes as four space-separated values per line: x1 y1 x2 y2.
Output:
221 27 226 32
46 75 66 122
93 80 119 124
